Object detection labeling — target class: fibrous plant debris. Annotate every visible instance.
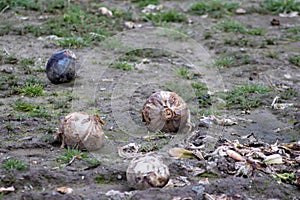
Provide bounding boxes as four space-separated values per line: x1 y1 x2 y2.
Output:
180 132 300 186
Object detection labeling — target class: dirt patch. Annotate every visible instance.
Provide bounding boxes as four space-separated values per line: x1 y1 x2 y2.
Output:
0 0 299 199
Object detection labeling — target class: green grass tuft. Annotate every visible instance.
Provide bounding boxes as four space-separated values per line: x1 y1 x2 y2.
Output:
57 148 88 164
189 0 238 18
112 61 135 71
14 100 51 118
261 0 300 14
131 0 159 8
175 68 190 79
289 55 300 67
3 158 27 171
191 82 211 108
14 83 44 97
225 84 271 109
217 20 265 36
14 99 37 111
144 10 187 24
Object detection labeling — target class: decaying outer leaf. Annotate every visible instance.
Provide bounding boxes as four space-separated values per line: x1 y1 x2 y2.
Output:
226 149 245 161
56 186 74 194
0 186 15 193
98 7 113 17
169 147 200 159
118 143 143 159
169 148 194 159
126 155 170 190
264 154 283 164
142 91 191 133
55 112 105 151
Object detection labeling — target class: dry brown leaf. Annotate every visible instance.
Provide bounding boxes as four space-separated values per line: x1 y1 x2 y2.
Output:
226 149 244 161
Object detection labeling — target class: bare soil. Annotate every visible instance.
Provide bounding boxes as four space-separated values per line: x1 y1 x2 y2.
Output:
0 1 299 200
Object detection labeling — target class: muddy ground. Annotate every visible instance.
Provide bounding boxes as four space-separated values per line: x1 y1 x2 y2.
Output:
0 0 299 200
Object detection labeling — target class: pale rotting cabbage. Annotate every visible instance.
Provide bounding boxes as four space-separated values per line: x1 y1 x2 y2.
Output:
142 91 191 133
55 112 105 151
126 155 170 190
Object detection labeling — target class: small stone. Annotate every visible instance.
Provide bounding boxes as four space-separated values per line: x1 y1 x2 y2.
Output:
271 18 280 26
98 7 113 17
236 8 246 14
125 21 136 29
192 185 205 198
56 187 74 194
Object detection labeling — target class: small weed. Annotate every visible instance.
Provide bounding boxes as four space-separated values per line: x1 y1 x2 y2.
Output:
144 10 187 24
225 84 271 109
265 38 277 45
125 49 171 59
280 88 298 100
57 148 88 164
215 52 254 67
189 0 238 18
273 173 296 184
118 54 141 63
139 138 170 153
0 0 41 12
175 68 190 79
261 0 300 14
25 76 46 88
14 100 50 118
14 99 37 112
14 83 44 97
56 36 90 48
29 107 50 118
192 82 211 107
112 62 135 71
3 158 26 171
19 58 35 74
86 158 101 166
266 50 279 59
19 57 34 66
131 0 159 8
0 75 18 89
214 57 235 68
217 20 265 35
112 8 134 21
217 20 246 33
281 26 300 41
224 38 247 46
203 31 213 39
246 28 265 36
95 174 114 184
289 55 300 67
2 3 130 46
0 52 18 64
